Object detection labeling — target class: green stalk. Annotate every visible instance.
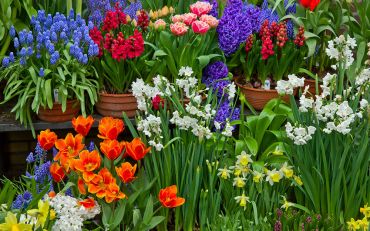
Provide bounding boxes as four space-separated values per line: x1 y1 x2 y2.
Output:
76 0 83 16
67 0 73 15
0 36 11 57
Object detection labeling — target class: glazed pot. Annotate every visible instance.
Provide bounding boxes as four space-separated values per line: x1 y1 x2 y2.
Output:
95 92 138 118
38 100 80 122
236 80 293 111
304 78 322 96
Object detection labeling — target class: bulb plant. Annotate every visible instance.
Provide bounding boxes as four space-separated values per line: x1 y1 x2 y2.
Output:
0 9 100 136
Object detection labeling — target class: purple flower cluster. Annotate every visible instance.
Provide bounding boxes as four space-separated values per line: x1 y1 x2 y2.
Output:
11 191 33 210
217 0 252 56
1 10 99 68
124 0 143 20
218 0 282 56
284 0 296 38
34 161 51 183
203 0 219 18
214 100 240 130
203 61 230 97
202 61 241 130
88 0 143 26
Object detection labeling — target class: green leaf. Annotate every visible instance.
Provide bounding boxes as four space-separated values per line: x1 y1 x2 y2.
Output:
147 216 165 229
243 137 259 156
142 196 153 223
44 79 53 109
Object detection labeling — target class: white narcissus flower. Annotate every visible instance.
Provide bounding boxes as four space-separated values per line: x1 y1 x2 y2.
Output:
276 74 304 95
234 192 250 210
179 66 194 77
266 169 283 186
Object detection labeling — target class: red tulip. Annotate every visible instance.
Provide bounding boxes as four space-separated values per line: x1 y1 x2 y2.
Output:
300 0 320 11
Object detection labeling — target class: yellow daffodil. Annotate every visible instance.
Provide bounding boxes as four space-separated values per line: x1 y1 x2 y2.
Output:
357 217 369 230
27 200 53 229
234 192 250 210
293 175 303 186
233 177 246 188
347 218 360 230
217 166 232 180
0 212 32 231
252 170 264 183
280 162 294 179
266 169 282 186
236 151 253 167
281 196 294 211
360 204 370 218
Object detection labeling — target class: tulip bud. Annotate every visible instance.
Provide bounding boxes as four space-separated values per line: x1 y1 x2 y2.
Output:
169 6 175 14
161 6 169 16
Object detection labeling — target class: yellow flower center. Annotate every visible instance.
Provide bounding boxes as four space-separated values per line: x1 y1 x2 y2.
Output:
283 169 294 178
271 173 281 183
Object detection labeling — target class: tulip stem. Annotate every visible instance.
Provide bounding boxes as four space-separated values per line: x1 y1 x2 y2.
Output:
111 160 114 172
153 205 162 215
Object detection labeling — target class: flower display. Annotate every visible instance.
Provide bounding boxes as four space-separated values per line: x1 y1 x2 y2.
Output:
1 1 370 230
89 4 148 93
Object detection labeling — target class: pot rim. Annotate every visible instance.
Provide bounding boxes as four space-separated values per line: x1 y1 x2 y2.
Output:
235 79 279 93
99 92 134 97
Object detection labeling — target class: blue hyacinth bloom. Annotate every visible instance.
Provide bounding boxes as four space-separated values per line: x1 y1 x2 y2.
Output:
50 51 60 65
2 57 10 68
9 52 15 62
9 26 16 38
20 57 27 66
26 152 35 164
88 141 95 152
14 38 19 48
39 68 44 77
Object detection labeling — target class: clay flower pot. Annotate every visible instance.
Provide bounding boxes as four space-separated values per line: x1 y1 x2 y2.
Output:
304 78 322 96
38 100 80 122
95 92 138 118
236 79 293 111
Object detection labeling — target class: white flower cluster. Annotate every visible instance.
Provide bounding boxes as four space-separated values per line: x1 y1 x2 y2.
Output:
285 122 316 145
132 78 159 113
176 77 198 98
355 68 370 89
276 74 305 95
137 114 164 151
49 194 100 231
320 73 336 98
326 35 357 69
225 82 236 101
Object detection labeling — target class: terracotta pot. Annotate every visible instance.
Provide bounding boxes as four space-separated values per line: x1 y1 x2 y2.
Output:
95 92 138 118
236 80 293 110
38 100 80 122
304 78 322 95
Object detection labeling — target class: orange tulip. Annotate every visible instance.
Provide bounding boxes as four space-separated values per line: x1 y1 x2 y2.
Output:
78 197 96 209
73 150 102 182
77 177 87 195
126 138 151 161
87 168 126 203
104 183 126 203
72 115 94 136
115 162 137 183
54 133 84 171
100 139 125 160
87 168 116 197
49 162 66 183
158 185 185 208
98 117 124 140
37 129 57 151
